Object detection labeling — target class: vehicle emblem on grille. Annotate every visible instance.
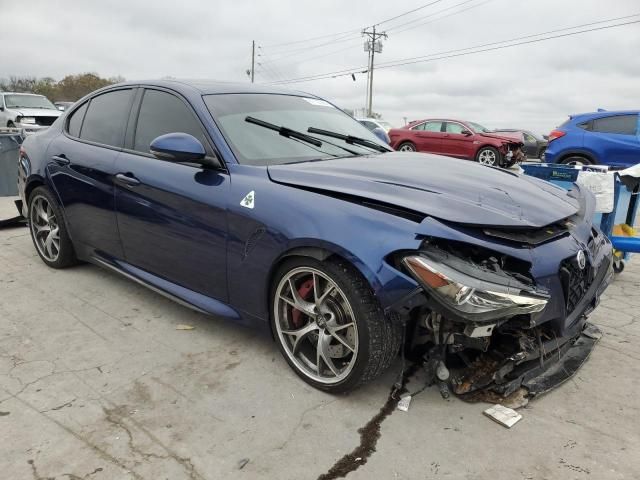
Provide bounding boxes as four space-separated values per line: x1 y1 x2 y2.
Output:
240 191 255 209
576 250 586 270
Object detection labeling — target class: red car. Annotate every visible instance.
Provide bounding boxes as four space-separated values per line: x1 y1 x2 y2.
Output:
389 119 525 167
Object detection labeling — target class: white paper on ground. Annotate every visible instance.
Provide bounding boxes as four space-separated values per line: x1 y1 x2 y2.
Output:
576 171 615 213
397 395 412 412
483 404 523 428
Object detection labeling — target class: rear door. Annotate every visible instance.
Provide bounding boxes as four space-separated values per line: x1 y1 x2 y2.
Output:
585 114 640 167
441 121 474 158
46 87 135 258
411 120 444 153
114 87 230 301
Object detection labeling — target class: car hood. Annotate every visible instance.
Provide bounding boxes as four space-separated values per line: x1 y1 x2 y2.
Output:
478 131 524 143
267 153 580 228
12 108 62 117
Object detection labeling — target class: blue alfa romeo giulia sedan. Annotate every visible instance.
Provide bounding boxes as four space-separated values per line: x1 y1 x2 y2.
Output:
18 80 613 395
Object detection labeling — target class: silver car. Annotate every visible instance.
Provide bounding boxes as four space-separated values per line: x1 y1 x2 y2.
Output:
0 92 62 133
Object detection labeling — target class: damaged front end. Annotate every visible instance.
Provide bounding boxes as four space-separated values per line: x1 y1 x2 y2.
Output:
499 142 526 167
392 230 613 402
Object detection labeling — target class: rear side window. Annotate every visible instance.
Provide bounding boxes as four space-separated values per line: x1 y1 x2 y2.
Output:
67 102 88 137
133 89 207 153
80 89 133 147
413 121 443 132
591 115 638 135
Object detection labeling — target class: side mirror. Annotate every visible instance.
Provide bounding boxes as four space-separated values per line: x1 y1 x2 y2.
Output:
150 132 219 167
0 106 4 112
461 129 473 136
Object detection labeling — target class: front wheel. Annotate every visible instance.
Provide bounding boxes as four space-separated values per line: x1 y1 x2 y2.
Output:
270 258 401 393
397 141 416 152
476 146 502 166
560 156 593 166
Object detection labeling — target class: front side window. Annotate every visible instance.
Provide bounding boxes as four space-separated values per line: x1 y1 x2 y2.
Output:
592 115 638 135
204 94 387 166
445 122 466 134
134 89 207 153
4 94 57 110
80 89 133 147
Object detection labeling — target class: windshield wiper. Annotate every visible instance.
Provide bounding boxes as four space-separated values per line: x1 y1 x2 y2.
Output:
307 127 391 153
246 116 322 147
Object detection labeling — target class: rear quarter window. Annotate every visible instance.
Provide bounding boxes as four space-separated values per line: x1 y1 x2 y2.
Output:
67 102 88 137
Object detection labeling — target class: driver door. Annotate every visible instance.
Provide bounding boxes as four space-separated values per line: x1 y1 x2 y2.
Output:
411 120 445 154
114 88 230 301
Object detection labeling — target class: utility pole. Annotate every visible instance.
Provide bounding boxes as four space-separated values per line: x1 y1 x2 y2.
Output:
251 40 255 83
362 26 387 117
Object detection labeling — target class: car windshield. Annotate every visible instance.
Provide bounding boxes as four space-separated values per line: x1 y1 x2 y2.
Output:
376 120 392 129
4 94 56 110
467 121 491 133
204 93 388 165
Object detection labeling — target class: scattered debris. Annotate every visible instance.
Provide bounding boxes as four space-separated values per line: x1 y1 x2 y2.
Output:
396 395 412 412
175 324 195 330
462 387 529 409
483 404 523 428
238 458 250 470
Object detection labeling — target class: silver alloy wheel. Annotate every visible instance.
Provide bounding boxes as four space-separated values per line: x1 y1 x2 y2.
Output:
274 267 359 384
478 149 497 165
29 195 61 262
398 143 416 152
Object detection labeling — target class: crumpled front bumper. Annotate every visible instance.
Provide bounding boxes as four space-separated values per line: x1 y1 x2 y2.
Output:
451 256 613 399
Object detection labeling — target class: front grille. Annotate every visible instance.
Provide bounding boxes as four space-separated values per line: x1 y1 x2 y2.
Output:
35 116 58 126
559 256 594 315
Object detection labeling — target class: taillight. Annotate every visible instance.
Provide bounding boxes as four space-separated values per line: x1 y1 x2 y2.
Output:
548 130 566 142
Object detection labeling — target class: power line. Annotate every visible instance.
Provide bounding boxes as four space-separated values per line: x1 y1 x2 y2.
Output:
388 0 494 35
373 0 447 27
267 16 640 85
385 0 479 33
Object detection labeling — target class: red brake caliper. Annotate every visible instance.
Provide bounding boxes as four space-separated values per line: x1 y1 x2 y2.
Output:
291 278 314 328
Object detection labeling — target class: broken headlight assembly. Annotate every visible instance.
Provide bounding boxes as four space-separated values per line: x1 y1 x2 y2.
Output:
403 248 549 322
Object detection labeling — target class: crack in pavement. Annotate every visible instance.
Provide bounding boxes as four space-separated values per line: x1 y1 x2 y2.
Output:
102 404 204 480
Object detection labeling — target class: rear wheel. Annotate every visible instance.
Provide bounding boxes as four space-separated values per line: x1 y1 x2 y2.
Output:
397 141 416 152
476 146 501 166
560 155 593 166
28 186 78 269
270 257 401 393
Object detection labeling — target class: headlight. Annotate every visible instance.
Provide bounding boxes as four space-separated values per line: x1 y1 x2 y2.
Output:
403 254 548 321
19 117 36 124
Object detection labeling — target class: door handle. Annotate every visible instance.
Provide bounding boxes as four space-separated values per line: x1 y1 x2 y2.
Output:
115 173 141 187
51 154 70 165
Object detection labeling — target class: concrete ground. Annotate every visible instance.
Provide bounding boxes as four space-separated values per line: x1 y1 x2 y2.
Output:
1 195 639 480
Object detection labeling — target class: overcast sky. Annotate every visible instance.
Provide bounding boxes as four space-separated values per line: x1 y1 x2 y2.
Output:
2 0 639 133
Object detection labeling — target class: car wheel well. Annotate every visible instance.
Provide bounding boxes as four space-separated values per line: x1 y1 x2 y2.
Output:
25 180 45 204
266 248 356 338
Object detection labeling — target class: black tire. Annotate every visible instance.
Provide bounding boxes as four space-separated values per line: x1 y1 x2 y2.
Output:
613 260 625 274
397 141 417 152
28 186 78 269
476 146 502 167
270 256 402 393
7 121 15 128
559 155 593 166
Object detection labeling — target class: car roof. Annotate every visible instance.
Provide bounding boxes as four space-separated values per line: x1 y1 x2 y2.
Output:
110 79 315 97
570 110 640 121
0 92 45 96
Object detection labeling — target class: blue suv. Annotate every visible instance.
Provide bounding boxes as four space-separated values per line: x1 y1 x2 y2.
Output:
545 110 640 168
